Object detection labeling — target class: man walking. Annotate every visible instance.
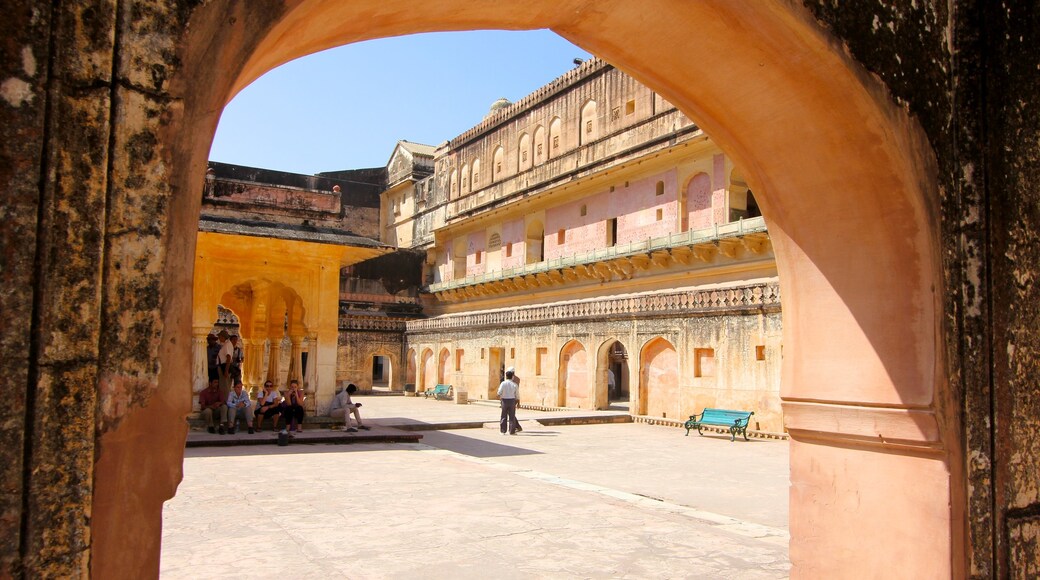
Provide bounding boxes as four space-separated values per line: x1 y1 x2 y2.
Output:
498 367 521 435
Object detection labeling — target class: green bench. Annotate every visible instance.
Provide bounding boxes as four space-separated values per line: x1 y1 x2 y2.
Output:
684 408 754 441
423 384 453 400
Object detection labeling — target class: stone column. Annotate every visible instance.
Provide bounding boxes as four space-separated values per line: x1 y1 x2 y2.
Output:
266 338 281 387
191 326 211 411
287 335 304 384
242 337 265 396
305 333 319 412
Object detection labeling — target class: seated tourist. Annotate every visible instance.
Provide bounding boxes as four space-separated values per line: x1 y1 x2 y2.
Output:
281 379 306 433
329 383 370 432
226 380 254 434
198 378 228 434
253 380 283 432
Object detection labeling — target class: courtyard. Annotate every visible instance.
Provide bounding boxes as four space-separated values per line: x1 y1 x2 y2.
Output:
161 397 790 579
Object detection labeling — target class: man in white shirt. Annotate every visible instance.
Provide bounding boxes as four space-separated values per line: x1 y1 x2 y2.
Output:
329 383 370 432
497 367 521 435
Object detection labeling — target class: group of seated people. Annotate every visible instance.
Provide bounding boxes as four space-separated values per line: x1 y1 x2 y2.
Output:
197 378 371 435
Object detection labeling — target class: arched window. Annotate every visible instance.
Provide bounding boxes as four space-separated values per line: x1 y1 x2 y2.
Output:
548 117 562 158
492 146 505 182
449 169 458 199
518 133 532 171
471 158 481 190
533 125 546 165
460 163 470 193
580 100 598 145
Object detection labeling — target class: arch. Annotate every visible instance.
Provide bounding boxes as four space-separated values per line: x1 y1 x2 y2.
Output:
448 168 458 199
471 158 481 191
532 125 546 165
366 346 398 391
596 338 630 410
437 347 451 385
419 348 434 393
638 337 678 418
683 172 713 231
117 3 951 577
492 146 505 182
525 219 544 264
460 163 470 194
579 99 598 145
557 339 588 408
548 116 563 158
517 132 532 171
406 348 417 386
729 167 761 221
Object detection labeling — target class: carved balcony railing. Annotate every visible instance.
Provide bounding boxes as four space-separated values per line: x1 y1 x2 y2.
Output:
408 281 780 333
427 217 770 301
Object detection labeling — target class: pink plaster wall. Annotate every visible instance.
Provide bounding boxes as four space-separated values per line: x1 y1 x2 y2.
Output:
543 170 678 260
616 172 678 244
643 340 679 419
562 343 589 402
686 172 713 230
500 218 526 269
467 232 486 276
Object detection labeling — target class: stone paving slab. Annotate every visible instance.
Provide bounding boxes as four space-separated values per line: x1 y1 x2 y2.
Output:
163 420 790 579
185 395 631 447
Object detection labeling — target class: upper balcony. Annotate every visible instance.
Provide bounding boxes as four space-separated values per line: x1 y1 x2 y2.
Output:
427 216 770 301
443 108 700 224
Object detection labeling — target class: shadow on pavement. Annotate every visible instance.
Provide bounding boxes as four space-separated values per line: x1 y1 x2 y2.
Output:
419 431 547 458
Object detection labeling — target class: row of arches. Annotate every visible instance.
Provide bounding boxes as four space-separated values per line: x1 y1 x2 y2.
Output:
449 100 602 199
405 335 723 419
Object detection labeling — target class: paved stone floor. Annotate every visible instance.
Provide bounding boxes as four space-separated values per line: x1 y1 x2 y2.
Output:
162 400 790 579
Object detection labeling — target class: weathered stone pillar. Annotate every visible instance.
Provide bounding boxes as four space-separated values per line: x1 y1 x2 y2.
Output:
266 338 281 387
241 338 264 395
287 335 304 384
191 327 211 407
304 333 319 391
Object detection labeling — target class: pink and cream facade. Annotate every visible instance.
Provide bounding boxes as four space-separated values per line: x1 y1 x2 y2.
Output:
395 60 783 432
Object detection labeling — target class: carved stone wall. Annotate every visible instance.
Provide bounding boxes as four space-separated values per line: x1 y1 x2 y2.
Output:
407 282 783 430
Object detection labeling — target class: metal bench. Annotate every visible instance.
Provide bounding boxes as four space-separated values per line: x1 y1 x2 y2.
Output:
423 384 453 400
684 408 754 441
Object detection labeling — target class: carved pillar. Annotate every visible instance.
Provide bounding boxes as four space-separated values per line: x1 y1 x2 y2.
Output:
266 338 281 387
304 333 319 413
242 338 265 396
287 335 304 384
304 333 318 391
191 326 211 411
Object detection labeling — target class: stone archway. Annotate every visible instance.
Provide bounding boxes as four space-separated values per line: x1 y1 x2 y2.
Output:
81 2 952 578
596 338 630 410
638 337 679 419
557 339 588 408
419 348 434 393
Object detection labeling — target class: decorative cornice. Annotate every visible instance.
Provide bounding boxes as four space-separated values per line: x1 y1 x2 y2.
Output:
408 282 780 333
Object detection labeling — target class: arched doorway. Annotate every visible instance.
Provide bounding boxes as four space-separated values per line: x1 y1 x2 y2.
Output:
419 348 434 393
557 340 588 408
406 348 417 388
596 339 630 411
91 3 952 578
437 348 451 385
638 337 679 419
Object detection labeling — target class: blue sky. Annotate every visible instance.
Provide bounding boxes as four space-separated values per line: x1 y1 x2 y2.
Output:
209 30 592 176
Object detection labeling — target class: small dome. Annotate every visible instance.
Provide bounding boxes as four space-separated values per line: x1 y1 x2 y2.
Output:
488 97 512 114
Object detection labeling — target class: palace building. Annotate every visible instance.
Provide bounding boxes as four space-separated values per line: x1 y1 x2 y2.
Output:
195 58 782 431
